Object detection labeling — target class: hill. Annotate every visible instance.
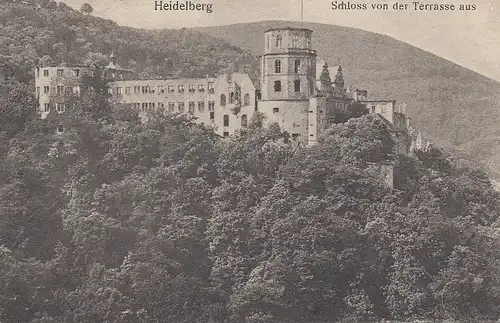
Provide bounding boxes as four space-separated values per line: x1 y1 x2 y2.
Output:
0 0 258 83
193 21 500 178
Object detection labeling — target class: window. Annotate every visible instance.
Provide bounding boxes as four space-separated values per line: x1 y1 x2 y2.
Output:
158 85 164 93
292 133 299 140
243 93 250 106
295 60 301 73
266 35 270 49
141 103 147 112
142 86 148 94
167 85 175 93
306 37 311 47
273 107 279 113
125 87 131 95
371 105 376 113
168 102 175 112
292 36 299 48
150 86 155 93
230 92 234 104
36 87 40 99
134 103 140 110
208 82 214 94
276 35 282 48
43 86 49 94
157 102 165 112
188 101 195 114
57 125 64 133
198 84 205 92
241 114 248 127
274 80 281 92
274 60 281 73
134 86 140 94
56 103 65 112
198 101 205 112
210 111 215 120
73 69 80 77
223 114 229 127
57 69 64 76
178 85 184 93
56 85 64 95
36 69 40 78
178 102 184 112
116 87 123 95
43 69 49 77
220 94 226 106
208 101 215 111
148 102 155 111
108 88 113 94
294 80 301 92
188 85 195 93
72 86 80 95
223 132 229 137
43 103 50 112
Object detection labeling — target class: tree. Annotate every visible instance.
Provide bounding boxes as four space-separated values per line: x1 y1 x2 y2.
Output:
80 3 93 15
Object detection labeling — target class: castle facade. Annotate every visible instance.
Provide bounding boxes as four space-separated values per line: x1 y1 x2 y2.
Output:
34 26 421 156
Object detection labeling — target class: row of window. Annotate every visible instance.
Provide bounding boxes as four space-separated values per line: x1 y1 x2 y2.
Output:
41 102 66 112
223 114 248 127
273 59 301 74
132 101 216 113
273 80 301 92
37 68 81 78
266 35 311 49
36 85 81 98
112 83 216 95
219 93 251 106
130 102 248 128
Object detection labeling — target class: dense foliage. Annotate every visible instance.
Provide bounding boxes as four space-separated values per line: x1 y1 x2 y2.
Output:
1 83 500 322
0 0 259 84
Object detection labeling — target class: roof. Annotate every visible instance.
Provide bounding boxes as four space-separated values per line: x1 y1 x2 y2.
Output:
315 60 339 80
264 26 313 33
360 100 396 104
104 62 133 72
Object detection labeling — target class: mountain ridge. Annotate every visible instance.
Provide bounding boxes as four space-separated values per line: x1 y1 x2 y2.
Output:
195 20 499 83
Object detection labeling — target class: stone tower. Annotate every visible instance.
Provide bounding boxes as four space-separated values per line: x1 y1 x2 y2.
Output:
258 27 317 145
260 27 317 100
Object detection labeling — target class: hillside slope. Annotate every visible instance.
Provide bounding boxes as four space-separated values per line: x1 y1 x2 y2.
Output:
0 0 258 83
193 21 500 177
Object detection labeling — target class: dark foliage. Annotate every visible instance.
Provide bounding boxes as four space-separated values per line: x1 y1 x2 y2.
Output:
1 97 500 322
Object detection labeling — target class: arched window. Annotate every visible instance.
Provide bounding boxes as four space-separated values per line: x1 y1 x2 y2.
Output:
274 60 281 73
241 114 248 127
274 80 281 92
220 94 226 106
294 80 301 92
276 35 282 48
294 59 301 73
223 114 229 127
230 92 234 104
243 93 250 106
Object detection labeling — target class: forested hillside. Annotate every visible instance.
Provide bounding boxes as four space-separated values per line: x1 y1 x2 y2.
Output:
1 77 500 322
0 0 258 83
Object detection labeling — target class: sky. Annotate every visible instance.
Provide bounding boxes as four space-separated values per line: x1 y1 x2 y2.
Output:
63 0 500 82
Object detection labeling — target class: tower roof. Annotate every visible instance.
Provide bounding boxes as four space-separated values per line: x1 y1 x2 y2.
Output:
264 26 313 33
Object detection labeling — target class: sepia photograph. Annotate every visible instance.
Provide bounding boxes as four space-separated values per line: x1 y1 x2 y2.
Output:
1 0 500 321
